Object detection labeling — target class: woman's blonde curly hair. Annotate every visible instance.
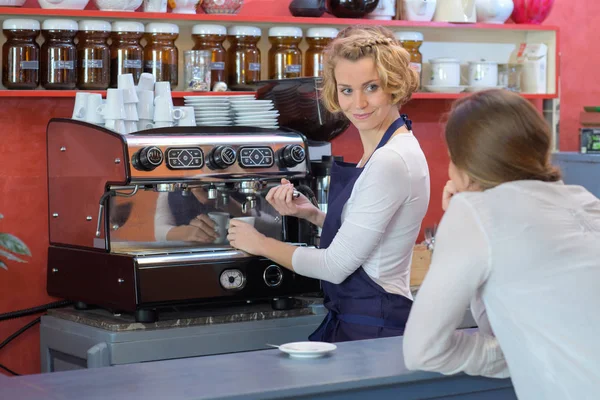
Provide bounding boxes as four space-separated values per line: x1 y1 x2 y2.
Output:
320 25 420 113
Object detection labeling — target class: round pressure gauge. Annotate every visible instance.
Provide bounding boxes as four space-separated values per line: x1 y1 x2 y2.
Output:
219 269 246 290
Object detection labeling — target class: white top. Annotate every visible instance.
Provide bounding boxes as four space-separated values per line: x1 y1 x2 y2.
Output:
394 31 423 42
78 20 111 32
306 27 339 38
228 25 261 37
292 133 430 297
145 22 179 34
268 26 303 38
403 180 600 400
192 24 227 36
3 19 40 30
111 21 144 33
42 19 78 31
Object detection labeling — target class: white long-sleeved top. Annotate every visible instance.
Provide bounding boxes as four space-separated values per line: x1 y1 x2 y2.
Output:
292 133 430 297
403 180 600 400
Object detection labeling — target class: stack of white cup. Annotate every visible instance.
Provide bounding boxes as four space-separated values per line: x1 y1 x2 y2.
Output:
119 74 140 134
72 92 105 127
136 73 155 130
99 88 127 134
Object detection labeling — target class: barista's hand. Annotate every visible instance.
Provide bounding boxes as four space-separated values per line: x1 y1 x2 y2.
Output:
442 180 458 211
166 215 218 243
266 179 318 221
227 220 266 256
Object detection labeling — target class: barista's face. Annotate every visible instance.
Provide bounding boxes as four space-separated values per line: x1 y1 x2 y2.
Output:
334 57 396 133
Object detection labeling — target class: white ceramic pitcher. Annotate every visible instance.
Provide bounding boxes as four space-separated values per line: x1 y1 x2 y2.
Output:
433 0 476 22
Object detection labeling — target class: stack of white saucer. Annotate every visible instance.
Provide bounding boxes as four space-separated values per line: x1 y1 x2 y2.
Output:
230 98 279 129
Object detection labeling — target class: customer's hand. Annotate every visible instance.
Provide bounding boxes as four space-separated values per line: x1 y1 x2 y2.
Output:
442 180 458 211
227 220 266 256
266 178 318 221
166 214 218 243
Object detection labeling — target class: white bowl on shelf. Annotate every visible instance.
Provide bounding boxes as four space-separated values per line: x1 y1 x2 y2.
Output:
94 0 142 11
423 85 467 93
0 0 27 6
38 0 89 9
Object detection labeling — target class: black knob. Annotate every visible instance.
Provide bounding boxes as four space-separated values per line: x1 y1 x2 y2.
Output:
132 146 164 171
279 145 306 168
208 146 237 170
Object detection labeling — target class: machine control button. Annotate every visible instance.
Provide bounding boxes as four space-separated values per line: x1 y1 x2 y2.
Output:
264 265 283 288
220 269 246 291
208 146 237 169
166 147 204 170
278 144 306 168
238 147 274 168
132 146 164 171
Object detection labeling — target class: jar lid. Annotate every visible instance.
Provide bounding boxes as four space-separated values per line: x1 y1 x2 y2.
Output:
145 23 179 34
228 25 261 37
394 31 423 42
111 21 144 33
78 20 111 32
430 57 460 63
306 27 339 38
469 59 498 65
192 24 226 36
268 26 302 38
3 19 40 30
42 19 78 31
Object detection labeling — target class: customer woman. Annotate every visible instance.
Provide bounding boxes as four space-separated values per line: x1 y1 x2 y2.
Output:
403 89 600 399
228 25 430 343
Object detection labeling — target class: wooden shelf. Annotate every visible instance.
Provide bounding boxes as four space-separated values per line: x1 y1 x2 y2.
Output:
0 7 559 32
0 89 556 100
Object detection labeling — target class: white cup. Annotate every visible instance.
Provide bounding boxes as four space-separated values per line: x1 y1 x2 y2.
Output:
105 119 127 134
118 73 139 104
143 0 167 12
174 106 196 126
83 93 104 125
468 60 498 87
154 95 175 122
208 212 230 244
154 81 172 100
124 120 139 134
72 92 90 120
231 216 256 226
136 90 155 119
98 89 127 120
138 119 153 130
124 103 139 121
429 58 461 87
137 73 156 93
146 121 175 128
402 0 437 21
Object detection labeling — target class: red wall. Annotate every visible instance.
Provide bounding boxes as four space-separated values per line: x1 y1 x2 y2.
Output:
0 0 595 376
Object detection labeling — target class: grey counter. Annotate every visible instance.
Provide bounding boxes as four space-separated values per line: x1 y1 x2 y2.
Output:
3 334 515 400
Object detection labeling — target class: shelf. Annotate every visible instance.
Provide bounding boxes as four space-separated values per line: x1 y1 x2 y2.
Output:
0 7 558 32
0 89 556 100
0 90 255 98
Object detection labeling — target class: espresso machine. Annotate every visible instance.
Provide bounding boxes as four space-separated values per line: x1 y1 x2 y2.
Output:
46 119 321 322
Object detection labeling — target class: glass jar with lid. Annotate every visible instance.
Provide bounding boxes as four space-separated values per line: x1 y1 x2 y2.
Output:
304 27 338 78
77 20 111 90
268 26 303 80
192 24 227 91
227 25 262 86
110 21 144 88
144 22 179 89
394 31 423 86
2 19 40 90
41 19 78 90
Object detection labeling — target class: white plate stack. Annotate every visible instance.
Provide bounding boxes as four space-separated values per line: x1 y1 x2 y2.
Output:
230 98 279 129
183 95 252 126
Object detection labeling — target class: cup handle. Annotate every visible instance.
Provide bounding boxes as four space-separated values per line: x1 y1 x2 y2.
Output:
172 108 184 120
97 104 105 115
76 107 85 119
145 122 155 129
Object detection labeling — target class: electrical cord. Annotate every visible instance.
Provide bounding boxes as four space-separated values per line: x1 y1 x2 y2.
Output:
0 316 42 376
0 300 73 376
0 300 72 322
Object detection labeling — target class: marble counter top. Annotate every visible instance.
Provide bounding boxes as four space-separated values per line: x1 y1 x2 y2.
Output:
47 297 325 332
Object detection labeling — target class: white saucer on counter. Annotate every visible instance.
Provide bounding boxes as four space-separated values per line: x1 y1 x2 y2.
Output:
277 341 337 359
423 85 467 93
465 85 507 92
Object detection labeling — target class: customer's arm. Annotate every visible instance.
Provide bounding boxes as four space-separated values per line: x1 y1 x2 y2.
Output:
403 195 509 378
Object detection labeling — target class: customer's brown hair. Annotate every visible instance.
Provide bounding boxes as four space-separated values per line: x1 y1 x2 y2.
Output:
320 25 420 113
445 89 561 189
